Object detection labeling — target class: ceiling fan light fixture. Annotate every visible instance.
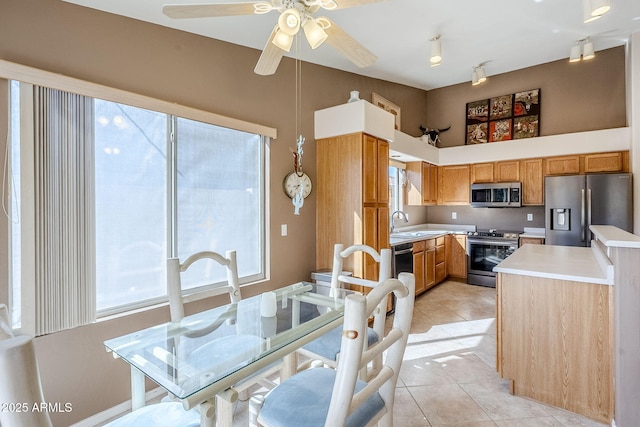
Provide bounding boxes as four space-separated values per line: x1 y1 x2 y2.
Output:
272 28 294 52
277 8 301 36
303 18 328 49
429 35 442 67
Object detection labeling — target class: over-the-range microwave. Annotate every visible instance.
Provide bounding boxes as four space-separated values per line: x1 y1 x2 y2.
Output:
470 182 522 207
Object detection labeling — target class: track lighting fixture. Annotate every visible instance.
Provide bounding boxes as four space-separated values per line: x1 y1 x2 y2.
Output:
569 38 595 62
472 65 487 86
583 0 610 23
429 35 442 67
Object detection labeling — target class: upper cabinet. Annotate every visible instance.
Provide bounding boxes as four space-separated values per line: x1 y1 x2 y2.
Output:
471 163 494 183
520 158 544 206
406 161 437 206
495 161 520 182
438 165 470 205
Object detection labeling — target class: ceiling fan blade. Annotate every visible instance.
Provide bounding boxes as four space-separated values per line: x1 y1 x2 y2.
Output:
331 0 387 10
162 2 267 19
254 25 286 75
322 17 377 68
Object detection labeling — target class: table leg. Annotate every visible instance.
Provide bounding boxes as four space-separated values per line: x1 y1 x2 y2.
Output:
282 352 298 380
130 366 145 410
215 388 238 427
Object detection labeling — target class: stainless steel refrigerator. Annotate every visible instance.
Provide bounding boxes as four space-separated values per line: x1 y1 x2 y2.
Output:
545 173 633 246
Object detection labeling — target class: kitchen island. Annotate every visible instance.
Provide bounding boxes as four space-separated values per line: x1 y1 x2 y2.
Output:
494 242 614 424
494 225 640 426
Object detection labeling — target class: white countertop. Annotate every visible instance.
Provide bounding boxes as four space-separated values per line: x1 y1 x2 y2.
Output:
519 227 545 239
591 225 640 248
494 243 613 285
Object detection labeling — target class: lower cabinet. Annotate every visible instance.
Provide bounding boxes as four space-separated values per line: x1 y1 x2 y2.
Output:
446 234 467 279
409 234 465 297
435 237 446 283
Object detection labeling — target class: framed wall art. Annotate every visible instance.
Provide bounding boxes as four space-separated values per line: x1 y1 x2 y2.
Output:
466 88 540 144
372 92 401 130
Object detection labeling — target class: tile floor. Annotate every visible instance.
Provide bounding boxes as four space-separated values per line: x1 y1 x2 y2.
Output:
232 279 607 427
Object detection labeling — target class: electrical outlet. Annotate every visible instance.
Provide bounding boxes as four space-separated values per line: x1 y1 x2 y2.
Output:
527 213 533 221
452 212 457 220
281 224 287 236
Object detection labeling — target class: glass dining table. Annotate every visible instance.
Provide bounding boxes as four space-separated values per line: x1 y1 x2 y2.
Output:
104 282 350 427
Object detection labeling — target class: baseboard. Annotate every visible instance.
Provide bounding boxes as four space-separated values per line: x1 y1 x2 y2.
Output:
69 387 166 427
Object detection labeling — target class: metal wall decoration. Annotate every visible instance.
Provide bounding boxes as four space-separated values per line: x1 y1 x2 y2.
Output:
466 88 540 144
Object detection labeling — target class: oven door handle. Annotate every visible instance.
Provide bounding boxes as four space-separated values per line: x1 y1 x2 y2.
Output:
468 239 517 246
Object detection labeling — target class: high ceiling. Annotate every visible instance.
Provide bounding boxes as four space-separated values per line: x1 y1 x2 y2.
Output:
62 0 640 90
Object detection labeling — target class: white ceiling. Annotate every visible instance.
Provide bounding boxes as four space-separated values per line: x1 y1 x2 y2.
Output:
62 0 640 90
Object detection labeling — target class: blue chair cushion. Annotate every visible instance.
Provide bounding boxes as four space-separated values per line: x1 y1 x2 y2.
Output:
258 367 385 427
104 401 200 427
302 326 378 361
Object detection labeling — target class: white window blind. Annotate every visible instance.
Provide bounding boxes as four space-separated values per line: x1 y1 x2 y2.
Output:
21 85 96 336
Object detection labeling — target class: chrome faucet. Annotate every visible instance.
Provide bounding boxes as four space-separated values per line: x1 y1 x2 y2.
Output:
390 210 409 232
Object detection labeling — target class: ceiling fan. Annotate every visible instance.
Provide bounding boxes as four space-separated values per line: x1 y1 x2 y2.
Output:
162 0 385 75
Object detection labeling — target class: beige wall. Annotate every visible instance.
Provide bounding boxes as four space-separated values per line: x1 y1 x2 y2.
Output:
426 46 626 147
0 0 427 424
0 0 630 424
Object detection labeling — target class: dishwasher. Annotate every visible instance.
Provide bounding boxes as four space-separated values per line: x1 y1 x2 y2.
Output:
392 242 414 278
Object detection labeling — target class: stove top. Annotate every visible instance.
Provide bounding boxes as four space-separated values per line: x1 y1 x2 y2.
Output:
467 229 520 240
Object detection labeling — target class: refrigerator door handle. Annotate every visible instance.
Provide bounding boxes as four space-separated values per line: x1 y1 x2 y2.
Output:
587 188 592 243
581 188 586 242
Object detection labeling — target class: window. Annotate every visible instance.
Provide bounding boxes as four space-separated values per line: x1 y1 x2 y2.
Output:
9 81 268 330
388 164 405 213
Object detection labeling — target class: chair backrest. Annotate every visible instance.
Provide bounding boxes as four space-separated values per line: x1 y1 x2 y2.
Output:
0 304 14 340
330 244 392 344
0 335 53 427
326 272 415 426
167 250 240 322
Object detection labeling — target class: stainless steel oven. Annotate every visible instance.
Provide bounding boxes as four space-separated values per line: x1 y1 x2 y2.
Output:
467 230 519 287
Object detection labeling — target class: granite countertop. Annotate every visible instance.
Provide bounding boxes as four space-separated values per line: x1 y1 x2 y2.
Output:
493 243 613 285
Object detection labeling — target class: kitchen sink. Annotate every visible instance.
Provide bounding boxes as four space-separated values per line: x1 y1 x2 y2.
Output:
390 230 447 238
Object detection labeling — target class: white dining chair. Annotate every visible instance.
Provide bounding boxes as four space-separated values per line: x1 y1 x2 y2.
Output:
249 272 415 427
0 334 202 427
167 250 282 426
298 244 392 378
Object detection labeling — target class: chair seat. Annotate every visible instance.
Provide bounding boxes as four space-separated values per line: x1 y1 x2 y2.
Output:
301 325 378 361
104 401 200 427
258 367 384 427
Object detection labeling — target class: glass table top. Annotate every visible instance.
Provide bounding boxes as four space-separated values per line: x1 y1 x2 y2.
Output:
104 282 349 399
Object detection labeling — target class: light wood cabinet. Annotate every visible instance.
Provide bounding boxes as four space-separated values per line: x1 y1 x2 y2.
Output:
497 273 613 424
446 234 467 279
519 237 544 246
471 162 494 183
495 160 520 182
412 241 426 295
435 236 446 283
520 158 544 206
583 151 625 173
316 132 389 281
438 164 470 205
406 161 437 206
544 155 581 175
